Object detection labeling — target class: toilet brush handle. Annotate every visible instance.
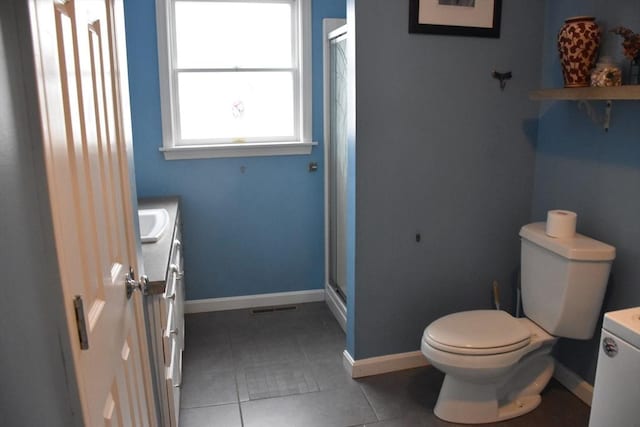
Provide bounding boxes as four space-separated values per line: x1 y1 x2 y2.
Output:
492 280 500 311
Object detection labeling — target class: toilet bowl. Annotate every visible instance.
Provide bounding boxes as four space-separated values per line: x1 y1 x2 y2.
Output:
421 310 556 424
420 222 616 424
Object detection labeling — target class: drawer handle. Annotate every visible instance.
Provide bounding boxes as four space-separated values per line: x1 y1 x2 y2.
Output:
165 278 176 300
173 239 181 250
173 381 182 389
169 328 179 336
169 263 184 280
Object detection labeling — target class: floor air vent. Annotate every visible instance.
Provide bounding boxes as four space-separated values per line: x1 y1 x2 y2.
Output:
251 305 298 315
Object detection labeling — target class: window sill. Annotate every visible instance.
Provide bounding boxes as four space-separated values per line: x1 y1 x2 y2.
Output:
159 141 316 160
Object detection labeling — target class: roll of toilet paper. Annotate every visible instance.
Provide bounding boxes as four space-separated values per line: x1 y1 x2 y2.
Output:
546 210 577 238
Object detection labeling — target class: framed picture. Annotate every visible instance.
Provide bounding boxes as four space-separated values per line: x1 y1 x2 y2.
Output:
409 0 502 38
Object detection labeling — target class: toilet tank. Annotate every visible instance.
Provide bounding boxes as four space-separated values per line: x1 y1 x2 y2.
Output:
519 223 615 339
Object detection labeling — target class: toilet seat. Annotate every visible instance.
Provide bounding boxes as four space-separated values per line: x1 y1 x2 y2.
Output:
424 310 531 356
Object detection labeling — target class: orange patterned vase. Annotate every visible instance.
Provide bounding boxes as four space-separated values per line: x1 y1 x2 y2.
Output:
557 16 601 87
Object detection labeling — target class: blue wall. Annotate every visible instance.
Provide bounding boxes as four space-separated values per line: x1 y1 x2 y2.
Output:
124 0 346 300
534 0 640 383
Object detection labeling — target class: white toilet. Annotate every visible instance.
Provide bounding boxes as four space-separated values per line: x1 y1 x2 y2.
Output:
421 222 615 424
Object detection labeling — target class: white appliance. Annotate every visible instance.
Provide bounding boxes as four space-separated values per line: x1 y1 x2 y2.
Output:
589 307 640 427
421 222 615 424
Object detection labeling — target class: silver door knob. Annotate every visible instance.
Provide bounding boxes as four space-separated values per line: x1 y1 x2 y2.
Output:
125 267 150 299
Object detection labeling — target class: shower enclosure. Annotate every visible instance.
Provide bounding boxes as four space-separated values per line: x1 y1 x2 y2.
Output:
324 20 348 330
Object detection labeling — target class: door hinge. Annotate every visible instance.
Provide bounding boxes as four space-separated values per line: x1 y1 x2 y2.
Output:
141 279 166 296
73 296 89 350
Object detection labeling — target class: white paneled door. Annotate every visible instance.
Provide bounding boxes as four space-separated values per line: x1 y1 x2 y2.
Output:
29 0 155 425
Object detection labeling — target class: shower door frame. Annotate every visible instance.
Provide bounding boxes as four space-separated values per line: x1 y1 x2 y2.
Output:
323 19 348 332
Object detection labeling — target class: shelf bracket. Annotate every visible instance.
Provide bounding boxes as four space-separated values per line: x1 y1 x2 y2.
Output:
576 100 612 132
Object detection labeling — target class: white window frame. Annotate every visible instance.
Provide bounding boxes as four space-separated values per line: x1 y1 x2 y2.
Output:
156 0 314 160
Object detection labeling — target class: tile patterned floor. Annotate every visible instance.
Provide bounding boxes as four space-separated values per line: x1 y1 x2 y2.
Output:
179 302 590 427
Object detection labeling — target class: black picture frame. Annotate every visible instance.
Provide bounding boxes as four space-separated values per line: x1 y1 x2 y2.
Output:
409 0 502 38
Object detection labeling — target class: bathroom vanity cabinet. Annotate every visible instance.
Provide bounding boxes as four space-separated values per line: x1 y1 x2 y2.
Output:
139 197 185 427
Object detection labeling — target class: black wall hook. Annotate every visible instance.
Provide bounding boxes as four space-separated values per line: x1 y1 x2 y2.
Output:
492 70 512 90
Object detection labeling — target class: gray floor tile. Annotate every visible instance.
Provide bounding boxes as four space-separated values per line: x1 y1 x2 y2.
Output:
497 380 590 427
241 385 378 427
236 367 250 402
234 309 300 331
180 368 239 409
179 403 242 427
181 303 591 427
231 332 308 367
238 359 319 400
185 312 229 339
308 357 356 391
298 329 345 363
300 340 344 364
182 336 235 373
358 367 442 421
361 370 590 427
363 412 433 427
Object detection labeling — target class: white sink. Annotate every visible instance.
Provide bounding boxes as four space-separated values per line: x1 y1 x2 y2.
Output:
138 208 170 243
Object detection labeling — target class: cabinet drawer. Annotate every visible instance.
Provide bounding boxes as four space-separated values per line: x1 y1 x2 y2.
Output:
167 338 182 385
167 235 185 351
175 270 185 350
159 270 177 330
164 276 184 336
165 338 182 427
162 298 176 366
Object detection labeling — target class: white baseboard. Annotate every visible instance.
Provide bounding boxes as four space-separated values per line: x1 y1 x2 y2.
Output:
343 350 430 378
342 350 356 376
553 359 593 406
185 289 325 313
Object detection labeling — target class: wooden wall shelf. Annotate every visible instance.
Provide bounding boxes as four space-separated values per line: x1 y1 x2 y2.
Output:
529 86 640 131
530 86 640 101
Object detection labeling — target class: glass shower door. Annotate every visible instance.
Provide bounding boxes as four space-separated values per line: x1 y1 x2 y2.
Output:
328 32 348 302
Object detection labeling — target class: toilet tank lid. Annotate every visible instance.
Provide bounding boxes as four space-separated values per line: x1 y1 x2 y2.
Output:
520 223 616 261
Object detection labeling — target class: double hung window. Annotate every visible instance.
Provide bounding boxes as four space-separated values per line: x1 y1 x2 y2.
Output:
156 0 312 159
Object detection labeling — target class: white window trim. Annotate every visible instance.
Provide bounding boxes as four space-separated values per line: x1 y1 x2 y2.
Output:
155 0 314 160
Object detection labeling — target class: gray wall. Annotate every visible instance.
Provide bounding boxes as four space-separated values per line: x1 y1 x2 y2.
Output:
534 0 640 384
0 1 81 424
351 0 545 359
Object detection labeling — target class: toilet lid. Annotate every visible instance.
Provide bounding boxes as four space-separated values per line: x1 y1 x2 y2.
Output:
425 310 531 356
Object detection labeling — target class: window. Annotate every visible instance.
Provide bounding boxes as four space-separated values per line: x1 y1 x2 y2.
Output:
156 0 313 159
